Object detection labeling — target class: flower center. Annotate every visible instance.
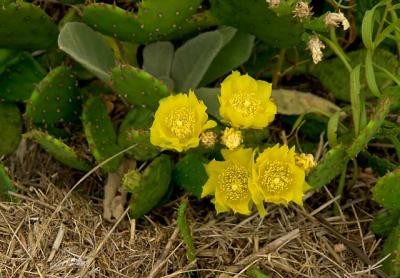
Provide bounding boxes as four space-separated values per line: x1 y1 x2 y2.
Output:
260 161 293 194
166 107 196 140
218 164 249 201
230 91 259 117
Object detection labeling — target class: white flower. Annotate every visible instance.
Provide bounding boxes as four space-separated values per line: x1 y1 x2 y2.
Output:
308 35 325 64
266 0 280 8
293 2 313 20
325 11 350 30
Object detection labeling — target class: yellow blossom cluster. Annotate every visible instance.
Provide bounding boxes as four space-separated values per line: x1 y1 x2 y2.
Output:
201 145 314 216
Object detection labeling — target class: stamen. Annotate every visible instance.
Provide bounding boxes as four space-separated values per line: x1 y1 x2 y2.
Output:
260 161 293 194
230 91 259 117
165 107 196 141
219 164 249 201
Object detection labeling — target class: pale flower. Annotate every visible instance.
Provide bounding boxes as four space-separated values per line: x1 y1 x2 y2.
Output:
325 11 350 30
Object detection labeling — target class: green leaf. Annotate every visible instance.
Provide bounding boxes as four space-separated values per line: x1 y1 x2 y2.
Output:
372 169 400 210
271 89 341 116
143 41 175 80
0 103 22 156
200 28 255 86
194 87 221 120
58 22 116 81
171 30 223 92
382 225 400 277
371 209 400 237
350 65 362 135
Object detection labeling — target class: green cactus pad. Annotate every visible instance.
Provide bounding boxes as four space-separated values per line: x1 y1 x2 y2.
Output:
382 225 400 277
111 65 170 110
82 97 122 173
125 154 172 219
371 209 400 237
118 107 159 161
25 130 92 172
0 103 22 156
210 0 303 48
172 152 208 198
0 2 58 50
372 170 400 210
0 163 15 201
26 66 81 126
83 0 206 44
307 145 349 189
0 53 47 102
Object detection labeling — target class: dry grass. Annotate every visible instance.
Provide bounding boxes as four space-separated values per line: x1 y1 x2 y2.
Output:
0 141 387 277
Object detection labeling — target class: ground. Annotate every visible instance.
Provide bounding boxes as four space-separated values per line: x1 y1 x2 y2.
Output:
0 141 386 277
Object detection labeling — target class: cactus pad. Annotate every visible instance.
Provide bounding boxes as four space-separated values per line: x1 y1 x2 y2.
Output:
210 0 303 48
111 65 170 110
0 2 58 50
172 152 208 198
372 169 400 210
371 209 400 237
118 107 159 161
0 163 15 201
82 97 122 173
382 225 400 277
125 154 172 219
307 145 348 189
0 53 47 102
25 130 92 172
83 0 205 44
0 103 22 156
26 66 81 126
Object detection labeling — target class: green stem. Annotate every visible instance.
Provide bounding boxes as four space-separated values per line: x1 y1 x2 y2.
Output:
272 49 286 88
334 162 348 216
177 199 196 262
246 266 271 278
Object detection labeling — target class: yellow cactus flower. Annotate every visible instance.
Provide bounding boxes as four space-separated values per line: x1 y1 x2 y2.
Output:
219 71 277 129
201 148 254 215
150 91 216 152
295 153 316 174
221 127 243 150
250 144 310 216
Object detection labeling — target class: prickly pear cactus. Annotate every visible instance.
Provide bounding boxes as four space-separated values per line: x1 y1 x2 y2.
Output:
0 53 47 102
118 107 159 161
111 65 170 110
124 154 172 219
307 145 348 188
172 152 208 198
371 209 400 237
83 0 207 44
82 97 122 173
25 130 92 172
372 170 400 210
25 66 81 127
0 163 15 201
0 103 22 156
210 0 303 48
382 225 400 277
0 2 58 50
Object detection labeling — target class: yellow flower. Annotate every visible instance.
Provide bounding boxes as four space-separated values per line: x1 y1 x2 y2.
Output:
201 148 253 215
219 71 277 129
221 127 243 150
295 153 316 174
200 131 218 148
150 91 216 152
250 144 310 216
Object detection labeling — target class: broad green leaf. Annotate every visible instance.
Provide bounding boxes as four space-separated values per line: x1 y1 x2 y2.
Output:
200 29 255 86
58 22 115 81
171 30 223 92
194 87 221 120
143 41 175 79
271 89 341 116
372 169 400 210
